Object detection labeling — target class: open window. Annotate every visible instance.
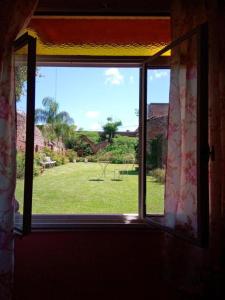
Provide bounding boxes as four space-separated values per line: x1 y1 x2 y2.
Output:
14 17 209 246
141 24 209 246
14 33 36 235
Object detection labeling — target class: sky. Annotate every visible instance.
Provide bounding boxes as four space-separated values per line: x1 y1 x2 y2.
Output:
17 67 170 131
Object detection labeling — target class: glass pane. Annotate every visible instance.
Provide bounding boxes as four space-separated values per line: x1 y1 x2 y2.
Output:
15 44 28 230
32 67 139 214
146 68 170 215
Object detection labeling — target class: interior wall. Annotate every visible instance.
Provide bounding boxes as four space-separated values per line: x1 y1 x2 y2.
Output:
14 230 205 300
13 230 171 300
13 1 225 299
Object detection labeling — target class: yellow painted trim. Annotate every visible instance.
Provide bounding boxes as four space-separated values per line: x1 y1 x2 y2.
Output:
18 28 170 57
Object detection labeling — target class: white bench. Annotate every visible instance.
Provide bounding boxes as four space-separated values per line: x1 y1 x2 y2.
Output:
40 156 56 168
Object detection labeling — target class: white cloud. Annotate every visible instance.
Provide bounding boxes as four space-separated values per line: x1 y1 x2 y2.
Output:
129 75 134 84
150 70 168 80
154 70 168 78
105 68 124 85
85 111 100 118
90 123 101 131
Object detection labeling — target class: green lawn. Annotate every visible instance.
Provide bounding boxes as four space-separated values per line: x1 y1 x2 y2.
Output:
16 162 164 214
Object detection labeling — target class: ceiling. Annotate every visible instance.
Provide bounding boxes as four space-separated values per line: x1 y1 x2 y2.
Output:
25 17 170 56
35 0 171 16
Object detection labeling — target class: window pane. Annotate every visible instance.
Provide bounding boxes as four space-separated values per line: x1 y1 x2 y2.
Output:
31 67 139 214
146 69 170 215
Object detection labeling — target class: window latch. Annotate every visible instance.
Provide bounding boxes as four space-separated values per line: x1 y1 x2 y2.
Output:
208 145 215 161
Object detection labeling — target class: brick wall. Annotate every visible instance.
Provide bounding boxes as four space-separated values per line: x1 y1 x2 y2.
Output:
16 112 45 152
146 115 168 140
147 103 169 118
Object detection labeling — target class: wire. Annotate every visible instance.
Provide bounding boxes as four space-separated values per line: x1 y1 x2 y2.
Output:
54 67 58 101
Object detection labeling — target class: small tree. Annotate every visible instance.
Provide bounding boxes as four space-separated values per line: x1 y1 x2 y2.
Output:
102 117 122 143
15 67 41 102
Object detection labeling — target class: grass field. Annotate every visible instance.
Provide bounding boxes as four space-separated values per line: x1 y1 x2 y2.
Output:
16 162 164 214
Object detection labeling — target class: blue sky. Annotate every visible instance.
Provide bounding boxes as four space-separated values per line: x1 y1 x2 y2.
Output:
17 67 170 131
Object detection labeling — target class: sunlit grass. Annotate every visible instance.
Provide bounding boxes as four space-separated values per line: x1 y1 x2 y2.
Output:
16 162 164 214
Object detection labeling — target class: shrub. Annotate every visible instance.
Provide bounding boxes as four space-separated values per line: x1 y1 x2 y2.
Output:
16 152 25 179
96 135 137 163
105 135 137 155
50 152 65 166
34 152 45 165
76 157 85 162
33 162 41 177
17 152 42 178
86 155 98 162
149 168 165 183
95 150 135 164
75 142 93 157
66 149 77 162
42 147 53 157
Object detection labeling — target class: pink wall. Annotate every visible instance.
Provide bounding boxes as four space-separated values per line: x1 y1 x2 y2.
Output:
13 230 211 300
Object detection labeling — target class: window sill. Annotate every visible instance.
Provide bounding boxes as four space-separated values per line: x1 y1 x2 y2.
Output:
15 213 151 231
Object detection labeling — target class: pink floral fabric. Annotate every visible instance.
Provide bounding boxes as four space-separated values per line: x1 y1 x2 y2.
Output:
165 39 198 237
163 0 207 238
0 1 37 299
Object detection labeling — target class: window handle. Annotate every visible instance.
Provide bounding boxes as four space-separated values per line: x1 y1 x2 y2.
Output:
208 145 215 161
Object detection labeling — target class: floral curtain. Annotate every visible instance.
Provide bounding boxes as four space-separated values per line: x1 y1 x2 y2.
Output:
0 1 37 299
163 0 207 238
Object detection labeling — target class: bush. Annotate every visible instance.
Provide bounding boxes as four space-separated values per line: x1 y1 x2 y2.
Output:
95 150 135 164
50 152 66 166
86 155 98 162
16 152 25 179
149 168 165 183
33 162 41 177
34 152 45 165
92 135 137 164
76 157 85 162
17 152 42 178
105 135 137 155
66 149 77 162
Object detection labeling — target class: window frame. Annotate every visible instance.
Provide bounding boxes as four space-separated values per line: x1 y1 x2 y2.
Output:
31 57 169 230
15 24 208 246
14 55 169 231
143 23 209 247
14 33 37 235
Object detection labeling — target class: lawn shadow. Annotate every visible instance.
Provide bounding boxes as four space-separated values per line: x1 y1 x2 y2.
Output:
111 179 123 181
89 178 104 181
120 170 138 176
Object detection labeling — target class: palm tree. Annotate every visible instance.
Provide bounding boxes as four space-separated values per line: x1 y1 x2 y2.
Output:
35 97 74 142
